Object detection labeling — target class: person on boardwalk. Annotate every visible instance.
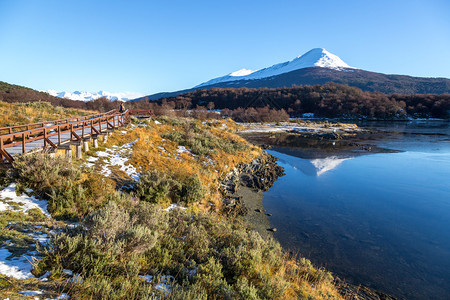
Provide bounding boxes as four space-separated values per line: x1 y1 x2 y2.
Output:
119 103 125 113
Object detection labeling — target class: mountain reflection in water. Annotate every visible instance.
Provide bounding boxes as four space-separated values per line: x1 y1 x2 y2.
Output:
272 150 350 176
259 121 450 300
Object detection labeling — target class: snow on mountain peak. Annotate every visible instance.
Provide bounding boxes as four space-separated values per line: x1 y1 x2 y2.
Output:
229 68 256 77
296 48 352 69
45 90 144 102
196 48 354 87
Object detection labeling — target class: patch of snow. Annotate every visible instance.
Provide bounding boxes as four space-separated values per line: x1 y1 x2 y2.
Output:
19 290 43 296
177 146 189 154
91 139 140 181
63 269 73 276
39 271 51 281
45 293 70 300
155 283 171 295
0 248 34 279
140 274 153 283
29 232 51 246
0 183 51 218
203 157 214 166
154 275 174 295
163 204 186 212
154 120 162 125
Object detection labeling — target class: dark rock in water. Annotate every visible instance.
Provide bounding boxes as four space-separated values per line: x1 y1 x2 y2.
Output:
255 208 262 213
266 213 272 216
220 152 285 217
267 228 277 232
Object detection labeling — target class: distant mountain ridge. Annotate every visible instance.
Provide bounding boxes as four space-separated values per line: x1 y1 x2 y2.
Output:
139 48 450 100
45 90 144 102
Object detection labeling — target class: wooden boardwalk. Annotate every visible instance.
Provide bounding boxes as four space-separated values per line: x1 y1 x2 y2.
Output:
0 109 153 163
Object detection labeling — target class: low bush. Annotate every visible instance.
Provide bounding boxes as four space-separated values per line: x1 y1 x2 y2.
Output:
35 202 340 299
135 171 204 205
11 153 117 219
135 170 180 204
161 119 249 156
179 174 203 204
12 152 81 198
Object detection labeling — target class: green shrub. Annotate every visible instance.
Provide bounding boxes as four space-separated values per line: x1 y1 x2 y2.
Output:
161 119 249 157
135 170 180 204
35 201 338 299
12 152 81 197
180 174 203 204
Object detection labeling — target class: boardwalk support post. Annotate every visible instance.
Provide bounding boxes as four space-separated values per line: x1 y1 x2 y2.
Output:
92 134 99 148
58 144 72 161
83 137 90 153
72 140 82 159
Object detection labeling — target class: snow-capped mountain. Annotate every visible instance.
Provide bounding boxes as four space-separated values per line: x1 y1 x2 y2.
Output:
139 48 450 101
196 48 354 87
45 90 144 102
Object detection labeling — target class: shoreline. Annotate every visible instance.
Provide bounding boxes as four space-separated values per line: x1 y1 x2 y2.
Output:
227 148 397 300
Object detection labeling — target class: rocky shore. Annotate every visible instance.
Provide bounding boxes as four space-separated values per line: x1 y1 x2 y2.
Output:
220 152 284 238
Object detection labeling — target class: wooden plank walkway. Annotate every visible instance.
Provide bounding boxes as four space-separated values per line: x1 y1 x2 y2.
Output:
6 127 97 156
0 109 153 163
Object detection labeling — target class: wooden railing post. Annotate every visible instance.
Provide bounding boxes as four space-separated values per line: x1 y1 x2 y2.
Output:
44 129 47 147
0 138 4 161
58 125 61 145
22 133 25 154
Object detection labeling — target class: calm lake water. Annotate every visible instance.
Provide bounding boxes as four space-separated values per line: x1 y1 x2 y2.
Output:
262 121 450 299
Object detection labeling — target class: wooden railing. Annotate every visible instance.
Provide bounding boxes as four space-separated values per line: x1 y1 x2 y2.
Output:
0 109 118 136
0 109 132 163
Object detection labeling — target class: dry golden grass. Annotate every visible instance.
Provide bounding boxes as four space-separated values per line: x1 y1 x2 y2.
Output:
0 101 95 129
101 118 261 211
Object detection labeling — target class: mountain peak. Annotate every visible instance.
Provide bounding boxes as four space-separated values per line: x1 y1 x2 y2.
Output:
295 48 353 69
197 48 354 87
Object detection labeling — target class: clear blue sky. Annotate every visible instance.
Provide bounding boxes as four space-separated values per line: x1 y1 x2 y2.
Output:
1 0 449 95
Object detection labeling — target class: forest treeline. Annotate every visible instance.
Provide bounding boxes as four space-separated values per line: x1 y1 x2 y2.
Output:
150 83 450 119
1 81 449 120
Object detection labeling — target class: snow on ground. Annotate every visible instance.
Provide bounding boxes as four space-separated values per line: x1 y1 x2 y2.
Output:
0 185 53 279
88 139 140 181
45 293 70 300
177 146 189 154
0 226 51 279
154 275 174 295
0 183 51 217
140 274 153 283
0 248 34 279
163 204 186 212
19 290 44 296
